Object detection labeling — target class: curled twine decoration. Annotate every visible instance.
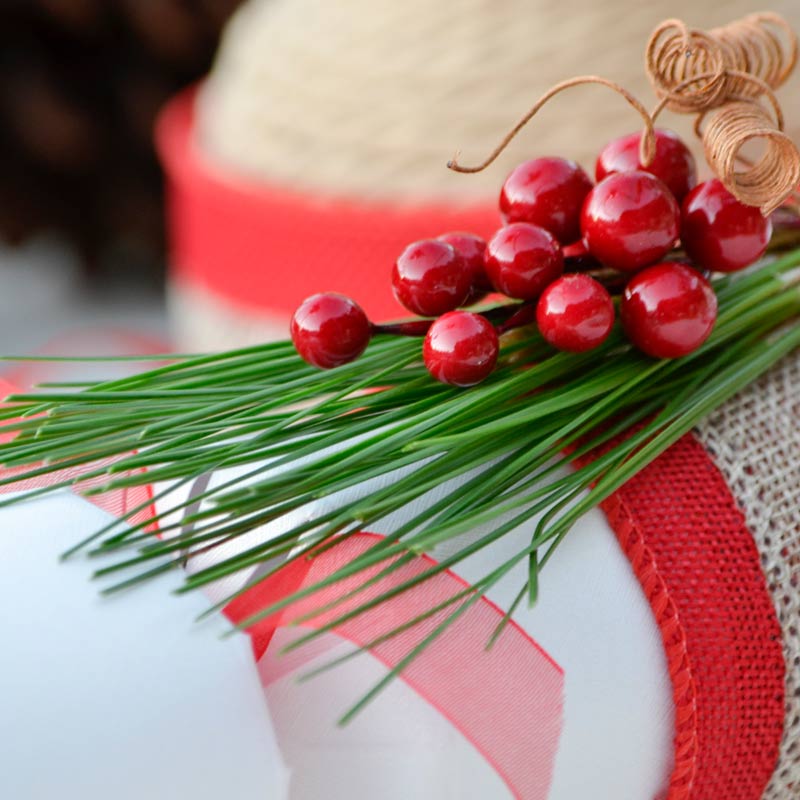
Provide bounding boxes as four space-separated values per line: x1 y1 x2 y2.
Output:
647 13 800 215
646 13 797 113
449 13 800 217
447 75 658 174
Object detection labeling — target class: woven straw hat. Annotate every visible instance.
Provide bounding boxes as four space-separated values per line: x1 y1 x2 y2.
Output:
166 0 800 349
167 0 800 347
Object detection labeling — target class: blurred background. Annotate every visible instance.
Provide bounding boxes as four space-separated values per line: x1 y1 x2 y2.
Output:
0 0 241 356
2 0 799 361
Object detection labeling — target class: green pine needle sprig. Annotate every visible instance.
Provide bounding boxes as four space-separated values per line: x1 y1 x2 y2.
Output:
2 248 800 721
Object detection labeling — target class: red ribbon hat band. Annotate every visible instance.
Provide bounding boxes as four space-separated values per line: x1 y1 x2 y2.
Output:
156 88 501 324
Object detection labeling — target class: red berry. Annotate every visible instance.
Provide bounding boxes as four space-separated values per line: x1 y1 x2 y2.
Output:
423 311 499 386
596 129 697 202
484 222 564 300
392 240 471 316
438 231 491 302
581 171 680 273
500 157 593 243
680 179 772 273
291 293 371 368
536 274 614 352
621 262 717 358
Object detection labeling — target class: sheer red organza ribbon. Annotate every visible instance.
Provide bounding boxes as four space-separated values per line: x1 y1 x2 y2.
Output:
157 86 787 799
1 310 788 800
0 377 156 525
225 533 565 800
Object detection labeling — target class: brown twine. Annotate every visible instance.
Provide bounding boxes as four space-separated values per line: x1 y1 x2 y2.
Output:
449 13 800 217
447 75 656 174
699 100 800 215
646 13 797 113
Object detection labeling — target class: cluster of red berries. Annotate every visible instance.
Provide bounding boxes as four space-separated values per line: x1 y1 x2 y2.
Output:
291 128 772 386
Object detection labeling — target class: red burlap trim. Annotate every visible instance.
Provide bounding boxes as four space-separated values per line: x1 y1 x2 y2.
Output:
590 432 785 800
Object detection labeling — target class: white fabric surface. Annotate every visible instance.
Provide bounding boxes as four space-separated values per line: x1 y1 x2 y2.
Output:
453 490 676 800
265 629 508 799
0 491 289 800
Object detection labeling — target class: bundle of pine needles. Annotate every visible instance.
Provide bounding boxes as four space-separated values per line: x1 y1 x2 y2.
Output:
1 249 799 717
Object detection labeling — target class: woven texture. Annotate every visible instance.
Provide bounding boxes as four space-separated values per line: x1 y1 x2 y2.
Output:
197 0 800 202
579 429 787 800
157 91 500 344
695 353 800 800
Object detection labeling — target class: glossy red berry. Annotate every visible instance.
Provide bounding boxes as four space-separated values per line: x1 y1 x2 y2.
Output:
500 157 593 243
423 311 499 386
680 179 772 273
291 293 371 368
392 239 471 316
536 274 614 352
581 171 680 272
438 231 491 302
621 262 717 358
484 222 564 300
596 129 697 202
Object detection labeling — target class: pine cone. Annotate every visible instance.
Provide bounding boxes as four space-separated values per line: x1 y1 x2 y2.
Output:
0 0 243 278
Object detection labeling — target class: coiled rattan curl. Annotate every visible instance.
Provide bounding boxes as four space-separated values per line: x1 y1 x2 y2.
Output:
646 13 797 113
646 13 800 214
698 96 799 214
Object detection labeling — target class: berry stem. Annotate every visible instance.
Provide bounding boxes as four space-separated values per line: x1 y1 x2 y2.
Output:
496 303 537 334
563 241 601 273
769 207 800 252
371 320 434 337
373 302 536 340
447 76 656 174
